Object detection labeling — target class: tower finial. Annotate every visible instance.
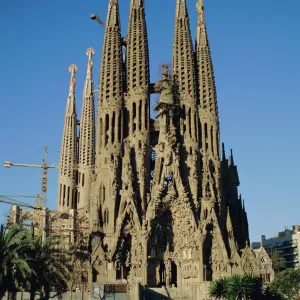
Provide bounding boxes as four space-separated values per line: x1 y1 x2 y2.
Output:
68 64 77 94
196 0 204 11
196 0 205 23
176 0 188 19
86 48 95 77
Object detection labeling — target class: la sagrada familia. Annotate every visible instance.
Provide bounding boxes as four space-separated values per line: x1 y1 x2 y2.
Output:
55 0 274 298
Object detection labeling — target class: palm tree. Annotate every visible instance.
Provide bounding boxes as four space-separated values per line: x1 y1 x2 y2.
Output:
0 224 31 299
228 274 255 300
209 276 233 299
28 233 72 300
210 274 268 300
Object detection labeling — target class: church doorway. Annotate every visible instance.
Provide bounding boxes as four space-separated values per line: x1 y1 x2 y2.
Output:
92 268 98 283
203 224 213 281
170 261 177 287
159 261 166 286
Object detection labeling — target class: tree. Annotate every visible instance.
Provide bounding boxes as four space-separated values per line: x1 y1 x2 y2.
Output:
0 224 31 300
269 269 300 300
209 276 233 300
263 286 283 300
228 274 261 300
28 233 72 300
210 274 282 300
270 250 286 274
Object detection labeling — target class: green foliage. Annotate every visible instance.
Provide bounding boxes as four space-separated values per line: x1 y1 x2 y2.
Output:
263 286 284 300
0 224 72 300
270 250 286 274
269 269 300 300
228 274 260 299
27 233 72 300
0 224 31 299
209 276 233 300
209 274 283 300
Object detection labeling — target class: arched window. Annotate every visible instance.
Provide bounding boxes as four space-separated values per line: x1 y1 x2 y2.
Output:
104 209 109 225
59 184 62 205
99 118 103 148
188 107 192 137
105 114 109 145
67 186 70 207
111 112 115 143
210 126 214 155
145 103 148 130
139 100 142 130
133 102 137 133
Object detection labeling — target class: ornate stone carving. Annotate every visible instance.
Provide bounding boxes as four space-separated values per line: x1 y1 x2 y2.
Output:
45 0 273 292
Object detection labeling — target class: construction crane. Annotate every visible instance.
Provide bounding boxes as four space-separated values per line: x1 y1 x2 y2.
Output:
0 195 41 210
90 13 105 94
3 147 58 209
1 194 37 199
0 194 49 243
90 14 105 27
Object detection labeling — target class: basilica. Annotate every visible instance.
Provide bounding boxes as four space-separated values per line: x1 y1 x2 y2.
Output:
52 0 274 298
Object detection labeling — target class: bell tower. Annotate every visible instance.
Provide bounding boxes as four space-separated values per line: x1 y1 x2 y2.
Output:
57 64 78 212
91 0 124 235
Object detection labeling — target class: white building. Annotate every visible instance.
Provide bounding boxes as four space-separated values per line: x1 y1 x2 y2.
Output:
252 225 300 269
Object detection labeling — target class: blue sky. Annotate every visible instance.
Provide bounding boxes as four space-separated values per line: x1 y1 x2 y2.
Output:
0 0 299 242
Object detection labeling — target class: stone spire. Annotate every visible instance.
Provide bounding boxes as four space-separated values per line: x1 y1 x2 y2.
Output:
125 0 150 213
57 64 78 211
97 0 123 109
241 197 250 247
96 0 123 154
173 0 197 105
196 0 219 159
91 0 123 234
126 0 149 91
172 0 200 210
78 48 95 214
196 0 222 217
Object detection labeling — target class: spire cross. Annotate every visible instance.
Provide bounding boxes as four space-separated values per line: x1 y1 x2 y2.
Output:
196 0 205 25
196 0 204 12
86 48 95 73
68 64 78 92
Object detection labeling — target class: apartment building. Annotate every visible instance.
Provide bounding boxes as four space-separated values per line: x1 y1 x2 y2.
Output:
252 225 300 269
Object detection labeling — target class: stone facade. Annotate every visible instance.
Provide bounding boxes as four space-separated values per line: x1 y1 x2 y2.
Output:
54 0 275 295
